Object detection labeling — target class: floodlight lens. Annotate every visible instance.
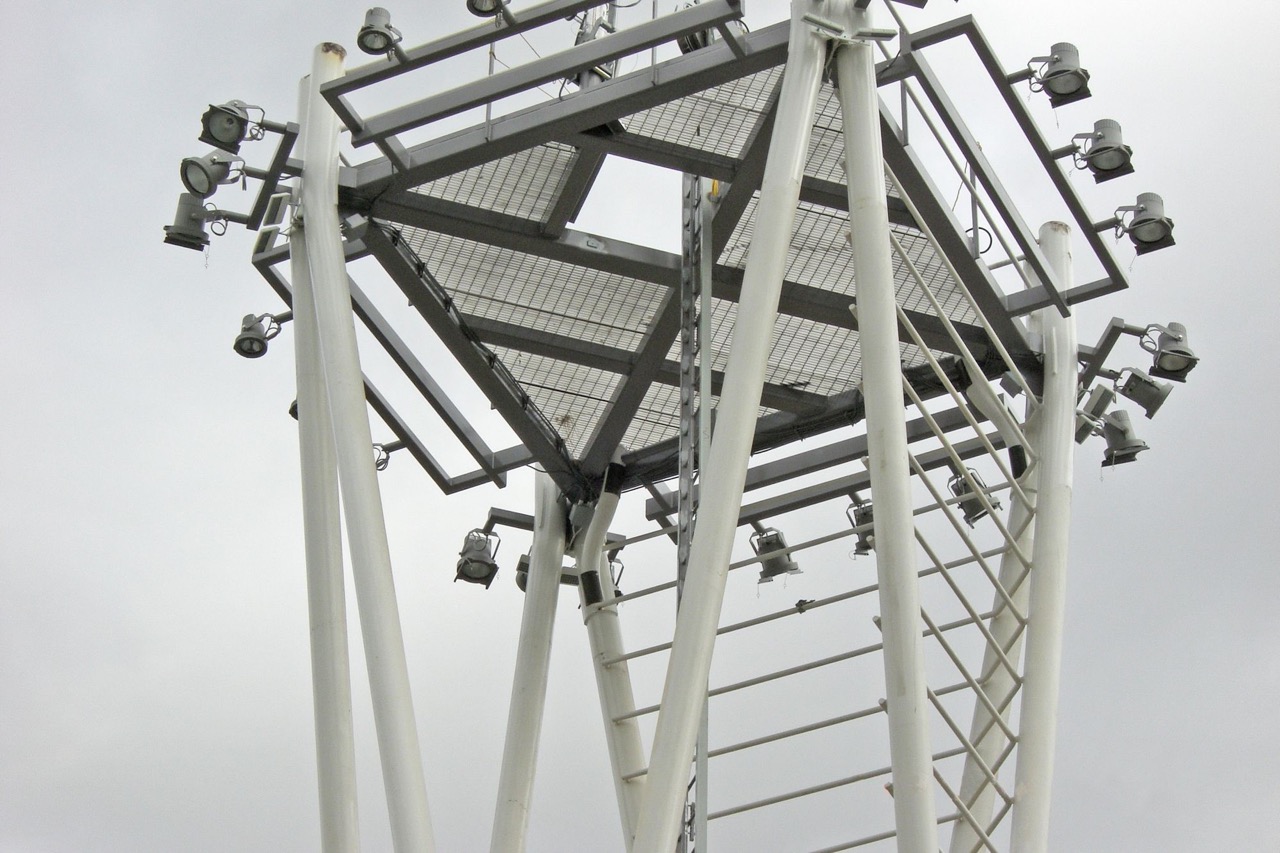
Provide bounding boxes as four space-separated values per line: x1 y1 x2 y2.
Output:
180 153 234 198
200 102 250 153
1043 43 1086 95
467 0 502 16
235 315 270 358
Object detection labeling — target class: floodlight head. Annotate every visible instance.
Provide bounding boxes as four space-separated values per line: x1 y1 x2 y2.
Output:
948 468 1001 528
1101 410 1148 466
1147 322 1198 382
180 152 241 199
233 310 290 359
847 503 875 555
1125 192 1175 253
1118 369 1173 419
750 528 801 584
467 0 502 16
456 528 500 588
234 314 270 358
358 8 402 56
1029 42 1091 107
163 193 211 251
199 100 252 154
1079 119 1133 182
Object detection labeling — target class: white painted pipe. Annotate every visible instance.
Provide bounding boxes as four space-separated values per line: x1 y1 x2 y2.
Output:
292 74 361 848
1010 222 1077 853
577 469 646 849
630 3 828 851
490 472 567 853
301 42 435 853
833 4 937 850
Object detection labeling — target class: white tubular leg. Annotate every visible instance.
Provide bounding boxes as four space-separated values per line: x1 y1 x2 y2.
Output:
301 42 435 853
490 473 568 853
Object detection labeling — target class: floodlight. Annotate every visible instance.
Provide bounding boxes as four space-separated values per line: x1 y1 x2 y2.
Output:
199 100 252 154
1053 119 1133 183
1117 369 1172 419
163 193 212 251
180 152 243 199
456 528 500 588
846 501 875 555
1075 384 1116 443
234 310 292 359
466 0 517 27
1144 322 1198 382
1101 410 1148 467
358 8 408 61
750 527 800 584
1030 42 1091 107
947 467 1001 528
1096 193 1175 254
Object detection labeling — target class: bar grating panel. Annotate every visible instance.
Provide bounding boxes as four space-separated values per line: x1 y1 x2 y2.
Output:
623 68 783 160
410 143 577 221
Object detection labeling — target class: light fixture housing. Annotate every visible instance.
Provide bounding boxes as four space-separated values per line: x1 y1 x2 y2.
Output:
948 468 1001 528
1079 119 1133 182
163 193 212 251
233 311 291 359
750 527 801 583
1146 322 1198 382
1033 42 1091 107
357 8 404 58
199 100 252 154
1101 410 1148 466
846 502 875 555
1126 192 1175 254
1117 369 1172 419
456 528 500 588
180 152 242 199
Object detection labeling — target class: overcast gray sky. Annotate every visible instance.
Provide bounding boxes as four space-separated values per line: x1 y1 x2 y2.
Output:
2 1 1278 851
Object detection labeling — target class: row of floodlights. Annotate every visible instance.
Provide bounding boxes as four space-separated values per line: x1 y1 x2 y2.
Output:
1078 322 1198 466
164 100 289 251
356 3 517 63
454 528 624 592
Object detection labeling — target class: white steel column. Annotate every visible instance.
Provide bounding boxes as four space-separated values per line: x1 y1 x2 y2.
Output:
490 472 567 853
577 471 646 849
300 42 435 853
292 117 361 850
947 445 1036 853
834 4 937 850
631 3 828 850
294 212 362 853
1010 222 1077 853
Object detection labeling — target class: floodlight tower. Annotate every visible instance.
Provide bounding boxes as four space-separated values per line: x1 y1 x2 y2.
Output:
163 2 1191 852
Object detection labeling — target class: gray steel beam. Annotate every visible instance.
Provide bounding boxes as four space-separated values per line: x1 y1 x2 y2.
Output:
733 432 1007 526
541 146 608 239
322 0 610 109
360 221 593 501
580 291 682 477
908 52 1070 316
349 22 792 197
711 80 779 259
643 406 976 518
463 314 827 413
350 0 745 148
253 234 508 482
370 193 681 285
878 105 1036 363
